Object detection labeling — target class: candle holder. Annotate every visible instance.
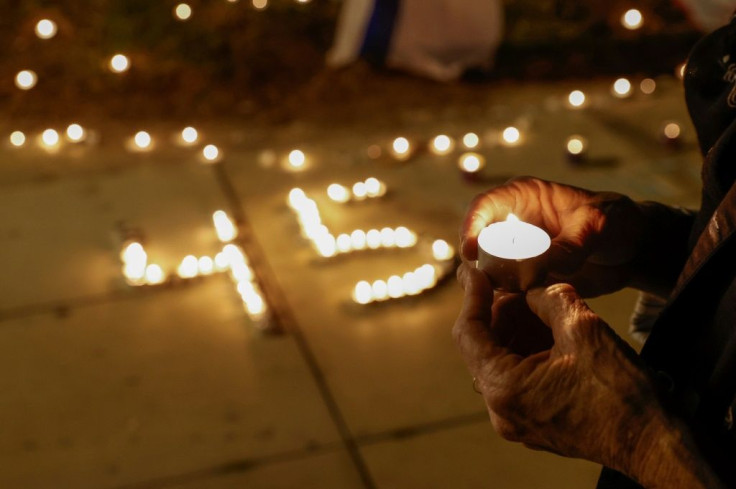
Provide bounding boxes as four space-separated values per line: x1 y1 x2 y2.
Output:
477 249 548 292
476 215 551 292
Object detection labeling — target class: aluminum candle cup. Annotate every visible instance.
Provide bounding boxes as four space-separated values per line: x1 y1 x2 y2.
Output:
476 215 551 292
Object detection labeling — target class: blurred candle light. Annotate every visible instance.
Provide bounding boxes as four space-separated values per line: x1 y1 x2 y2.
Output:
213 210 238 242
568 90 586 108
662 122 682 147
458 152 485 174
288 149 306 169
214 251 229 271
203 144 220 162
366 229 381 249
181 126 198 144
621 9 643 30
353 281 373 304
145 264 165 285
66 124 85 142
178 255 199 279
336 234 352 253
109 54 130 73
566 135 588 163
432 239 454 261
402 272 421 295
431 134 454 155
252 0 268 9
364 177 385 197
640 78 656 95
380 227 396 248
394 226 417 248
315 234 337 258
392 137 411 159
10 131 26 147
663 122 681 139
387 275 404 298
463 132 480 149
134 131 152 150
198 256 214 275
371 280 389 301
327 183 350 203
35 19 58 39
501 127 521 146
41 129 60 148
15 70 37 90
612 78 633 98
121 242 145 262
122 242 147 284
174 3 192 20
352 182 368 200
350 229 367 250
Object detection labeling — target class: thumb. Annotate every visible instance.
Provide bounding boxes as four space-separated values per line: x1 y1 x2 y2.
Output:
525 283 594 350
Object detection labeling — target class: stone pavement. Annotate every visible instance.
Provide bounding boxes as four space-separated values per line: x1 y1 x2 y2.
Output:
0 75 702 489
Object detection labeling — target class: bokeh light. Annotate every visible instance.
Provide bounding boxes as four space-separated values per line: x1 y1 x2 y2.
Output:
621 9 643 30
9 131 26 147
35 19 58 39
174 3 192 20
66 124 85 142
41 129 60 147
640 78 656 95
134 131 152 149
568 90 586 108
566 136 587 156
612 78 633 98
501 127 521 145
203 144 220 162
181 126 198 144
109 54 130 73
15 70 37 90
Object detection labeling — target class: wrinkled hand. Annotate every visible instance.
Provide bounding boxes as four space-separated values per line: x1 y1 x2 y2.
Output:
461 177 646 297
454 263 660 473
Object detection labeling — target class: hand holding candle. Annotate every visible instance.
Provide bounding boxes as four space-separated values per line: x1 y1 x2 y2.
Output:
461 177 653 297
477 213 551 292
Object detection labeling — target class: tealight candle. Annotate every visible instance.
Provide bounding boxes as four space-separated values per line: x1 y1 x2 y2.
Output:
477 214 551 292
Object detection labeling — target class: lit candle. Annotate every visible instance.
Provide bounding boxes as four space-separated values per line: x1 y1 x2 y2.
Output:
661 122 682 147
477 214 551 292
565 135 588 164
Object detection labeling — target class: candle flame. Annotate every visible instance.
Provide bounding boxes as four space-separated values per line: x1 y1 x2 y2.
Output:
506 213 520 223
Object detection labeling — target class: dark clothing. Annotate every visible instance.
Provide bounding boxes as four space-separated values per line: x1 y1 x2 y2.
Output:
598 16 736 489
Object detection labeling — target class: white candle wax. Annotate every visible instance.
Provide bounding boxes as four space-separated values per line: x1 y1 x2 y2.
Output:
477 215 550 260
477 214 551 291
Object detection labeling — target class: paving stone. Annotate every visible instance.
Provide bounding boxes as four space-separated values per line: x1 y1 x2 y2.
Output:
0 278 340 489
165 450 364 489
361 421 601 489
0 159 230 312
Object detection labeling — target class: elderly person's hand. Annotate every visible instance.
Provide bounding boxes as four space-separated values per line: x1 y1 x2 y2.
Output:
454 264 724 489
460 177 692 298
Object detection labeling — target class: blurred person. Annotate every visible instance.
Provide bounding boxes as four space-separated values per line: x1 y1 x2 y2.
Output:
454 10 736 489
327 0 503 81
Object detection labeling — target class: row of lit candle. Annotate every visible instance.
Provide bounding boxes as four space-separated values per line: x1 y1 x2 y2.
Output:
118 210 268 323
326 178 387 203
121 241 166 286
7 125 225 162
288 188 419 257
352 240 456 304
353 264 439 304
288 184 457 304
